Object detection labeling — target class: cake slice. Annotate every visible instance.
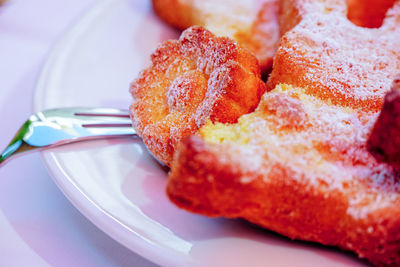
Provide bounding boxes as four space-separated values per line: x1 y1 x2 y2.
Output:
151 0 280 73
166 0 400 265
168 84 400 266
130 26 265 166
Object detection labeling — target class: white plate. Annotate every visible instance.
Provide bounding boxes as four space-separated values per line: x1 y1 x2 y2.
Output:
34 0 367 266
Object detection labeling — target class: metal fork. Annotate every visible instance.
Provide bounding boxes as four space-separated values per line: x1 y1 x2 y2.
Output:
0 107 136 166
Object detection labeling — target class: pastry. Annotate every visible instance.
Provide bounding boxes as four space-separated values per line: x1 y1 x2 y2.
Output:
151 0 280 73
269 0 400 111
130 26 265 166
167 0 400 265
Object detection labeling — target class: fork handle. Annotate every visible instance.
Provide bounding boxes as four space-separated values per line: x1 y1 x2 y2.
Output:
0 120 38 166
0 139 37 165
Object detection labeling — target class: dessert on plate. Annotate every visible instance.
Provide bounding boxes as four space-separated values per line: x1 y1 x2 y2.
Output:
130 26 266 166
131 0 400 265
151 0 280 73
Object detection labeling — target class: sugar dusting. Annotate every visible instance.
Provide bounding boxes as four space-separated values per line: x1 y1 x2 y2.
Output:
232 0 400 219
269 0 400 111
130 26 263 165
174 0 279 72
203 82 400 220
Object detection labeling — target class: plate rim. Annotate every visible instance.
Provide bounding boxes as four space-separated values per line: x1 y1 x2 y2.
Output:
32 0 192 266
31 0 366 266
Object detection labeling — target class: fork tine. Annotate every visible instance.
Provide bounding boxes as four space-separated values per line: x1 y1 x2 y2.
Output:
70 107 130 117
40 107 130 118
81 123 132 128
74 112 130 118
74 114 132 126
0 107 136 167
41 107 133 127
47 107 135 137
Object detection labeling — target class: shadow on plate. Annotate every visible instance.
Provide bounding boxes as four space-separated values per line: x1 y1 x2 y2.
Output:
121 146 369 267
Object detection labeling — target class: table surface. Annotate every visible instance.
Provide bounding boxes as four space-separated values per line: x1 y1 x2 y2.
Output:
0 0 157 266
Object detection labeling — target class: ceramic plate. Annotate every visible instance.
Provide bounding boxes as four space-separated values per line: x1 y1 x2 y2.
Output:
33 0 366 266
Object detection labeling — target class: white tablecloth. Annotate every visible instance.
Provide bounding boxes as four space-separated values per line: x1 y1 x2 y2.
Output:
0 0 157 266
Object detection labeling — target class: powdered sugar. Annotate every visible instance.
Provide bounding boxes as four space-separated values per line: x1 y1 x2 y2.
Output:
269 1 400 112
131 26 264 166
202 83 400 219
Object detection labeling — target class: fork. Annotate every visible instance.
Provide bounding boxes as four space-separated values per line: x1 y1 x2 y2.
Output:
0 107 136 166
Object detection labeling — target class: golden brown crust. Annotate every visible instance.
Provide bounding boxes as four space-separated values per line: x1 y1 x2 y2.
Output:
347 0 397 28
169 138 400 266
151 0 193 30
167 1 400 265
368 77 400 168
171 136 400 262
151 0 280 73
269 0 400 112
168 87 400 266
130 26 266 166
